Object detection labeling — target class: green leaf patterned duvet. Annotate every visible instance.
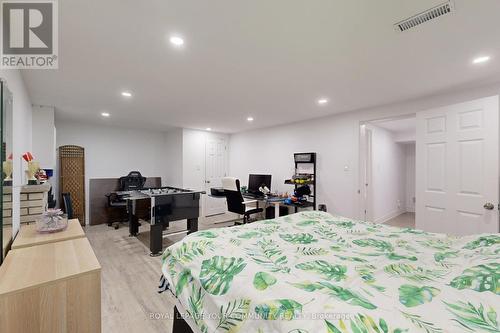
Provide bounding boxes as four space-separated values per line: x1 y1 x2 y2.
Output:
160 211 500 333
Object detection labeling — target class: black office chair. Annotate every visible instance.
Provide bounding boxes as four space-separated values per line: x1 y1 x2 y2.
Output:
106 171 147 229
120 171 146 191
222 177 263 224
61 192 74 219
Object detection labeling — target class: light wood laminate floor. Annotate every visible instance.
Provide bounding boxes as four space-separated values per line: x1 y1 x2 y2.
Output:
385 212 415 229
85 213 237 333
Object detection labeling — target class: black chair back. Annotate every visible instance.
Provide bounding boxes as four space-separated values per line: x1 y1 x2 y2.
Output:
61 192 74 219
120 171 146 191
222 178 245 215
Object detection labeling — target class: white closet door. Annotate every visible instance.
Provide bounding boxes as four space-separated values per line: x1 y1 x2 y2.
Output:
204 136 227 216
416 96 499 235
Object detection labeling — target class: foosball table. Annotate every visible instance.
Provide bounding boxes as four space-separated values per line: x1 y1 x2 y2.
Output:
120 187 205 256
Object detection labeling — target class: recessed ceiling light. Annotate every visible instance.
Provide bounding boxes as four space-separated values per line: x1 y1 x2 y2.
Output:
170 36 184 46
206 127 212 131
101 112 110 117
472 56 490 64
121 91 132 97
247 117 254 122
317 98 329 105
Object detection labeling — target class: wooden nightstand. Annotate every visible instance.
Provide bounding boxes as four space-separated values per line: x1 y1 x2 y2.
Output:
0 238 101 333
11 218 85 250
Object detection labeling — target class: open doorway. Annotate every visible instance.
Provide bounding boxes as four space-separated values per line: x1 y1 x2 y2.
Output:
360 116 416 228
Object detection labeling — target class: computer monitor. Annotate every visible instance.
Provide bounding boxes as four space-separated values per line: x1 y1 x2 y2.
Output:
248 174 272 195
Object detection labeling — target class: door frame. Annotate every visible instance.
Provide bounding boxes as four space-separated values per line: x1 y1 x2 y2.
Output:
358 114 416 221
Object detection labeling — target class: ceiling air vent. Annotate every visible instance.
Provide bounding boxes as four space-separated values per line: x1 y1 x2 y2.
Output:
394 1 454 32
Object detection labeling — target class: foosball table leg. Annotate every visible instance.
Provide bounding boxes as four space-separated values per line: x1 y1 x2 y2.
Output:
187 218 198 234
149 223 163 256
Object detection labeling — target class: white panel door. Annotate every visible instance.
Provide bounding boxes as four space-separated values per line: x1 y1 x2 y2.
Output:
205 136 227 216
416 96 499 235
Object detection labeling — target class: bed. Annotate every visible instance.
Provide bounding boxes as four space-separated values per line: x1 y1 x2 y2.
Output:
159 211 500 333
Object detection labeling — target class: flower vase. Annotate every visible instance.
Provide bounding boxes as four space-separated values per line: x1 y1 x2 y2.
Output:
36 209 68 233
26 160 39 185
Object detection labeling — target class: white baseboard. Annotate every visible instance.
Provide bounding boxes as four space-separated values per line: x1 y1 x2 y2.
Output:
375 209 406 224
406 207 415 213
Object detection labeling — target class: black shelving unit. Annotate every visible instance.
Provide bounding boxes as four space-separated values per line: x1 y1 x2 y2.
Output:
284 152 317 212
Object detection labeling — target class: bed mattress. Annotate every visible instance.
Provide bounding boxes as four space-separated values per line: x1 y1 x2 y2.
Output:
160 211 499 333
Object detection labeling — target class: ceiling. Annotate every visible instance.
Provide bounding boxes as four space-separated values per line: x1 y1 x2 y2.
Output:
21 0 500 133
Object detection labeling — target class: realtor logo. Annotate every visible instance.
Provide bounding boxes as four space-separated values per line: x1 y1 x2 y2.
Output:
1 0 58 69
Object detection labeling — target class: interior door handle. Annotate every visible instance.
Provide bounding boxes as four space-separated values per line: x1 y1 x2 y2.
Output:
483 202 495 210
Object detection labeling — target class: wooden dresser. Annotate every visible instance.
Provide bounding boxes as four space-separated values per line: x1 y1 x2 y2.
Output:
0 222 101 333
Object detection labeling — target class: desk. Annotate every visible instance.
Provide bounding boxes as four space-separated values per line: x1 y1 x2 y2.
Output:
243 194 285 218
11 218 85 250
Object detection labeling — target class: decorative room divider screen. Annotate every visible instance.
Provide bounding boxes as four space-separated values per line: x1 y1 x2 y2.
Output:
59 145 85 225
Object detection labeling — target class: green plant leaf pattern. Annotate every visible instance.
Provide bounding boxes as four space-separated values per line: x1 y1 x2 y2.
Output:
175 268 193 297
327 220 355 228
325 314 406 333
353 238 394 252
199 256 246 295
174 240 215 264
160 211 500 332
356 265 386 292
290 281 325 292
246 239 290 273
463 235 500 250
296 219 319 226
401 311 443 333
449 263 500 294
295 260 347 281
237 231 262 239
215 299 251 332
253 272 277 291
296 246 329 256
384 263 447 283
255 299 306 321
186 285 208 333
445 300 500 332
398 284 440 307
279 233 317 244
314 224 339 240
193 230 218 238
318 281 377 309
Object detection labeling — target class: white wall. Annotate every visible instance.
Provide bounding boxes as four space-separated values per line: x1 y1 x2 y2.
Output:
405 143 416 213
0 70 33 236
394 131 416 143
32 106 56 169
229 82 500 220
164 128 183 187
55 119 169 225
369 125 406 223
